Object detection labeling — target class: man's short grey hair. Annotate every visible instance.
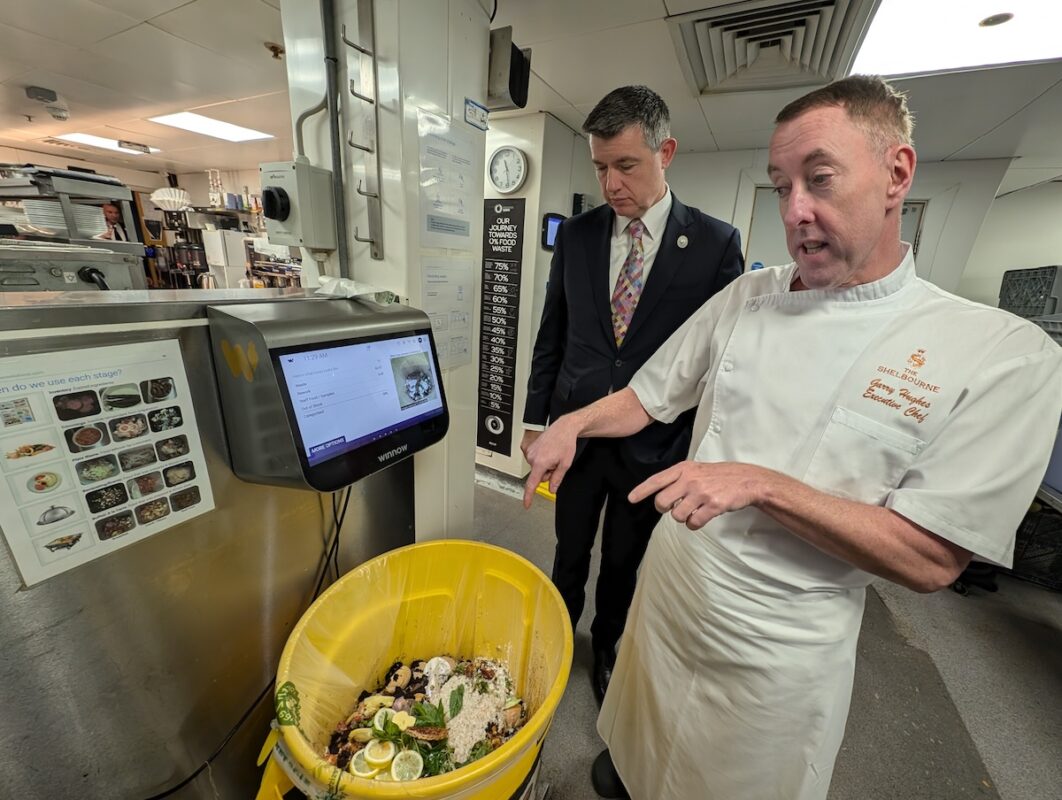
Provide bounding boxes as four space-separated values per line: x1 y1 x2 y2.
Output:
582 86 671 152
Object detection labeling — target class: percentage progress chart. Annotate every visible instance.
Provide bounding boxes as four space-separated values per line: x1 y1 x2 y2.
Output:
477 198 525 456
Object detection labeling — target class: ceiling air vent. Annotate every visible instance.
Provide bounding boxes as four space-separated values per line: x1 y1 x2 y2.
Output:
668 0 881 95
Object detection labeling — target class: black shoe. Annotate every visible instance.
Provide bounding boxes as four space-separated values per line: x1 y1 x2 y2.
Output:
591 749 629 798
592 646 616 706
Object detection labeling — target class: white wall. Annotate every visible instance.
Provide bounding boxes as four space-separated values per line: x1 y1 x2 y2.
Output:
0 145 166 192
959 180 1062 306
668 148 1010 296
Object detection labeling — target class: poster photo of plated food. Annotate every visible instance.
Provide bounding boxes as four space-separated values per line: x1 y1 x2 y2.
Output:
0 340 213 587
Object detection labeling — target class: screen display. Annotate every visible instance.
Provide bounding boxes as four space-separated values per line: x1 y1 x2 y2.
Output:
278 333 444 467
542 213 564 250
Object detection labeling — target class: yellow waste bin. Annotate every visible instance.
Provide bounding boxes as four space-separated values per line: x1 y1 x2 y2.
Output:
256 539 573 799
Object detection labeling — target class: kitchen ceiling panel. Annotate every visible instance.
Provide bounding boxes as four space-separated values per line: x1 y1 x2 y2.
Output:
90 25 282 100
159 136 294 170
188 92 292 134
698 86 807 137
150 0 286 72
894 66 1062 161
0 0 140 47
88 0 196 22
529 20 692 108
492 0 668 45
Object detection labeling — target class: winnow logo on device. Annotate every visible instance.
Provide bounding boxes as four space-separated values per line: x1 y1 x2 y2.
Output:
377 444 409 463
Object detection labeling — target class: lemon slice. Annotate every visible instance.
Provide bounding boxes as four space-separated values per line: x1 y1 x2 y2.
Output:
364 739 397 768
349 727 374 743
374 771 394 781
390 749 424 781
349 749 379 779
372 708 395 731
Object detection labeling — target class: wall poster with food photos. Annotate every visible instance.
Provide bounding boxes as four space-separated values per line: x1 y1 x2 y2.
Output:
0 340 214 586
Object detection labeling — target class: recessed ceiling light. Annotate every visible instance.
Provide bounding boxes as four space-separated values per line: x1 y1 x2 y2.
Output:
853 1 1060 76
148 112 273 142
56 133 160 155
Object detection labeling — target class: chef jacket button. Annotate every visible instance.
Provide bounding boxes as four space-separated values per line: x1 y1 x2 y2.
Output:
747 301 760 312
722 361 734 372
615 359 623 367
710 421 721 434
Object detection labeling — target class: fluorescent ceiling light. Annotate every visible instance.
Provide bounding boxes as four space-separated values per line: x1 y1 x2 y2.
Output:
55 133 160 155
149 112 273 142
853 0 1062 76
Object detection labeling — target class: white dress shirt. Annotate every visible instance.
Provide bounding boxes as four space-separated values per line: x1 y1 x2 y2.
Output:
609 187 672 298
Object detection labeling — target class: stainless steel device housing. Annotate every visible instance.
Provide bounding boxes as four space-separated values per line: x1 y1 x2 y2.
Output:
0 289 415 798
208 298 446 491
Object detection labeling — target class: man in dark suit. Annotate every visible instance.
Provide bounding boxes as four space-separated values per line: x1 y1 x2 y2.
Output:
521 85 743 703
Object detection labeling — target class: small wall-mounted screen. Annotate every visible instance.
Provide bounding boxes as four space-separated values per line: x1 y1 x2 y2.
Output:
542 213 565 250
277 332 445 468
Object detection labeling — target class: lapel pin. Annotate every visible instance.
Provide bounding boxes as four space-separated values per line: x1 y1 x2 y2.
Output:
677 235 689 249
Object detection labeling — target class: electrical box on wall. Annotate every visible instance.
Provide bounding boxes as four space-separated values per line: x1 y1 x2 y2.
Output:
259 160 336 250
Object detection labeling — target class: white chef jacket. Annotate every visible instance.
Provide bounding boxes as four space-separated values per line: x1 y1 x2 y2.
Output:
597 246 1062 800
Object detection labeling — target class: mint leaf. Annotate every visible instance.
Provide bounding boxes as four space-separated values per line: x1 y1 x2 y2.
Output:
449 684 465 719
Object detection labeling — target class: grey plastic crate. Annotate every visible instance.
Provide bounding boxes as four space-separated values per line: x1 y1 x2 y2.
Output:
1033 314 1062 346
998 266 1062 318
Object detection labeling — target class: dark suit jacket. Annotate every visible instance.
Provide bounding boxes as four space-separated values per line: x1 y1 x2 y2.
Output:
523 194 743 479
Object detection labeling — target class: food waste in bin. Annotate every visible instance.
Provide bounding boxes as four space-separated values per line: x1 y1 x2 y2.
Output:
324 656 526 782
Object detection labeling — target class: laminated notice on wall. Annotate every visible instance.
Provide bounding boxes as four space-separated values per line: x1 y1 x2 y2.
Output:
418 109 478 250
0 340 214 587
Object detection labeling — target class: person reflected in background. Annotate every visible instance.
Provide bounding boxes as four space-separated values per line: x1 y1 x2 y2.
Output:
520 85 743 706
97 202 127 241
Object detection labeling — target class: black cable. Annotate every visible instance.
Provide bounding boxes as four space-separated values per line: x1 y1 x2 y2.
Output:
490 0 498 22
143 487 354 798
141 678 275 799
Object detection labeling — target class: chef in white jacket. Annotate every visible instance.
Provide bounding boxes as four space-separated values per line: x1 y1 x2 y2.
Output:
523 75 1062 800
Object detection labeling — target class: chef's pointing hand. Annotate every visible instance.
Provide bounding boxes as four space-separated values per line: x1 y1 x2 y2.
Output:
522 418 578 508
629 461 766 531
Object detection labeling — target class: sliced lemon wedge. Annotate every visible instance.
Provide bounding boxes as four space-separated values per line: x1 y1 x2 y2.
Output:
349 749 379 779
372 708 395 731
391 749 424 781
364 738 397 769
349 727 374 743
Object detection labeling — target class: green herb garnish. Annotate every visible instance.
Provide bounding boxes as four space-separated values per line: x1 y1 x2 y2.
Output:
449 684 465 719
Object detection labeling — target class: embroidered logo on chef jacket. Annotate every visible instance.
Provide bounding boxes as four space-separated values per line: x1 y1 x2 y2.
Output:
862 347 940 426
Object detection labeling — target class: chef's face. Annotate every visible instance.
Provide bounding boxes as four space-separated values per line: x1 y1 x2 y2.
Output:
767 105 915 289
589 124 676 219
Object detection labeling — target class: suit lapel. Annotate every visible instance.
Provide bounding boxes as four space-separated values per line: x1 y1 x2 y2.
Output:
621 197 692 346
586 206 618 349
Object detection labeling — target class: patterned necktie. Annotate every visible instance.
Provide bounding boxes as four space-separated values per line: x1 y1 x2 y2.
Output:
611 218 646 346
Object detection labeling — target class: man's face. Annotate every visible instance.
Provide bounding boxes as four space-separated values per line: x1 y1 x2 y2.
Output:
102 204 120 225
767 105 914 289
589 124 676 219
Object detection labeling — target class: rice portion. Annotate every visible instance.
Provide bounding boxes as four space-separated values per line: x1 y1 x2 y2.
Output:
440 662 511 763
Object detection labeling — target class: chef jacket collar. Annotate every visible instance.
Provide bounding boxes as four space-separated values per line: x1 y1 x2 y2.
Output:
777 243 917 305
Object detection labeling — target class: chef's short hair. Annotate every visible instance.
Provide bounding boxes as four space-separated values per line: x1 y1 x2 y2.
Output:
775 75 914 154
583 85 671 152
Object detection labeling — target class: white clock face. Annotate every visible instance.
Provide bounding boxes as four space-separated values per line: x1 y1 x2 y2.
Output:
489 147 527 194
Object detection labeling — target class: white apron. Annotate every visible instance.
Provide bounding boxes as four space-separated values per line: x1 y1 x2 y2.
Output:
596 251 1060 799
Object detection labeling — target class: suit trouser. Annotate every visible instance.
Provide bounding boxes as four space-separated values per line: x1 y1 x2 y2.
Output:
552 438 662 652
